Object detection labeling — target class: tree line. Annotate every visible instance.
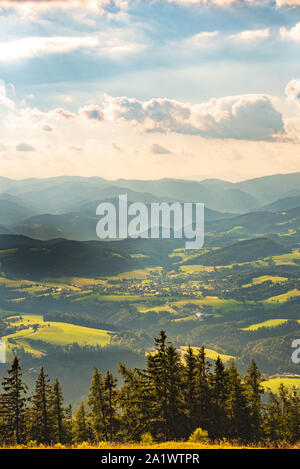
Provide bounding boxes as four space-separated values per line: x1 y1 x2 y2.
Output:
0 331 299 446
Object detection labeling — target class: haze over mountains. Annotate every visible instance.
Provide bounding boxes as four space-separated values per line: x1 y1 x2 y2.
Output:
1 172 300 242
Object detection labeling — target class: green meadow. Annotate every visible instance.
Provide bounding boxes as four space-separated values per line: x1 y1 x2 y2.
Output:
180 346 236 363
3 314 113 357
262 377 300 394
242 319 289 331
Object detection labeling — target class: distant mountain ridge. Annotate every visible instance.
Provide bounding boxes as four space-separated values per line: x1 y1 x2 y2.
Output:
2 172 300 242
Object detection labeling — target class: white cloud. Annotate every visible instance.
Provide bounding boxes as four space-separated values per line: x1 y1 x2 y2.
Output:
102 93 284 140
166 0 240 6
0 1 129 14
79 104 104 122
275 0 300 6
0 142 10 152
0 33 144 62
230 29 270 41
191 31 219 41
150 143 172 155
285 79 300 104
280 23 300 41
0 81 15 111
68 144 84 152
0 36 99 61
37 123 55 132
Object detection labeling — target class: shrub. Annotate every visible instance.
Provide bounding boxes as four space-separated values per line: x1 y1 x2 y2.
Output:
140 432 154 444
26 440 38 448
188 428 209 442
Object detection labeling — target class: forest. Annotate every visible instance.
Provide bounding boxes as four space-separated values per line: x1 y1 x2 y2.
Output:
0 331 299 448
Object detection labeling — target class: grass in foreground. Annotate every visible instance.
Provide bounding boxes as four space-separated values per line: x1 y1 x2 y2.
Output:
0 441 273 450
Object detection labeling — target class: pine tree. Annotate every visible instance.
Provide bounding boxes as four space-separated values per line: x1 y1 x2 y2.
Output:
194 347 212 434
50 379 65 443
263 391 283 442
263 384 300 443
145 330 184 440
278 384 300 442
210 356 229 439
104 371 118 442
73 402 91 443
226 362 250 441
183 347 197 434
0 357 27 444
30 367 52 443
64 404 73 444
244 360 264 441
118 364 153 442
88 368 109 441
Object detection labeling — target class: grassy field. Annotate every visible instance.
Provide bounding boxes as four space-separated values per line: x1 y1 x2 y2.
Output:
138 304 178 314
264 289 300 303
106 267 163 280
242 275 288 288
272 250 300 266
262 376 300 394
3 314 113 357
171 297 251 313
180 346 236 362
242 319 289 331
179 265 214 274
73 292 148 303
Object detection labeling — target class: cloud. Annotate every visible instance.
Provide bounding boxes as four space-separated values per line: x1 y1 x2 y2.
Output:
166 0 300 7
0 36 99 61
0 1 128 13
103 93 284 140
0 143 9 152
150 143 172 155
79 104 104 122
16 142 36 152
37 123 55 132
68 144 84 152
112 142 126 152
230 29 270 41
280 23 300 41
275 0 300 6
285 79 300 104
49 108 78 121
0 81 15 111
166 0 240 6
0 32 144 62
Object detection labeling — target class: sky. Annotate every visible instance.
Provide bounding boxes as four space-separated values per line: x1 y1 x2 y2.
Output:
1 0 300 181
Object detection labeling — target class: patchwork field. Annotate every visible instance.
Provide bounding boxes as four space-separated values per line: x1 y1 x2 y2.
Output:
242 319 289 331
272 250 300 266
264 289 300 303
242 275 288 288
3 314 113 357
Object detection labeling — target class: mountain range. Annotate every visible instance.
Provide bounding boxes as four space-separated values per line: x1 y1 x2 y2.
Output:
2 172 300 242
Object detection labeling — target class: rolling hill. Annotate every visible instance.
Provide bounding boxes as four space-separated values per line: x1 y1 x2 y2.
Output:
0 235 180 279
261 195 300 213
10 202 233 241
184 237 287 266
